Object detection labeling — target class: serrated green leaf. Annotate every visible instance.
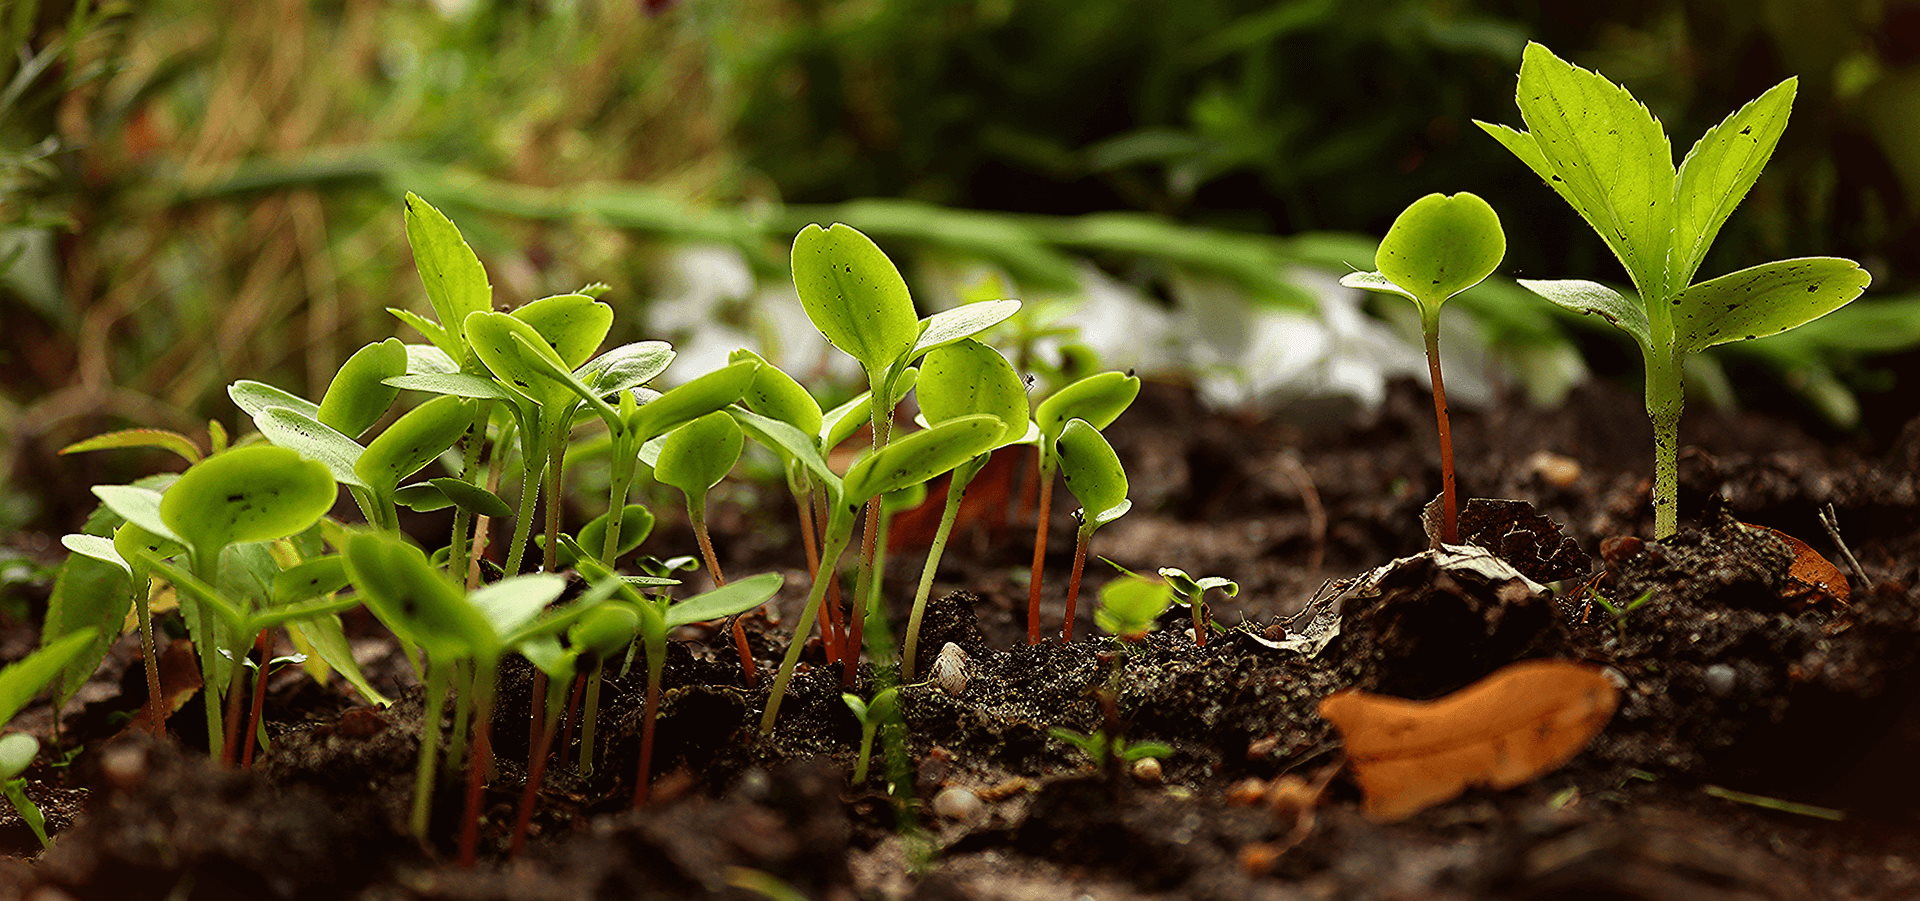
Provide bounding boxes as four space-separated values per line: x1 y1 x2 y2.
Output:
843 415 1002 504
1671 79 1797 288
663 572 783 628
1057 419 1130 530
43 551 129 706
253 407 368 488
1372 192 1505 309
403 193 491 345
791 223 920 374
919 338 1029 446
160 446 338 560
1517 278 1652 349
59 428 202 464
1673 257 1872 354
387 308 455 359
318 339 408 438
0 631 97 729
655 411 744 498
355 395 472 496
1510 41 1675 299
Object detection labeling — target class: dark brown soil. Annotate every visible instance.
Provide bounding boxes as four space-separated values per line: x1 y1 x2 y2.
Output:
5 379 1920 900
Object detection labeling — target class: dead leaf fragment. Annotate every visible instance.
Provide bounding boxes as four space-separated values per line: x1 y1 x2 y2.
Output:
1742 523 1850 607
1318 660 1618 822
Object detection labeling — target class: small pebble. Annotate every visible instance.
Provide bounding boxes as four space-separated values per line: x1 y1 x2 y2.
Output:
1131 757 1163 784
932 786 984 822
1247 735 1279 759
1226 777 1268 806
931 643 970 695
1703 664 1738 697
100 743 147 791
1527 450 1583 488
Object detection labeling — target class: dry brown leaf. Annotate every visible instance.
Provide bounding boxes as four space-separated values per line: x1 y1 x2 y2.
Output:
1318 660 1617 822
1743 523 1850 607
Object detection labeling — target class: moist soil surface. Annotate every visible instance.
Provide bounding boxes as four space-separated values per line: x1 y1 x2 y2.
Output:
5 380 1920 900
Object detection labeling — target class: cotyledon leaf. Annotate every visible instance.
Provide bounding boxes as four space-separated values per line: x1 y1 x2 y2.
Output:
1672 258 1871 355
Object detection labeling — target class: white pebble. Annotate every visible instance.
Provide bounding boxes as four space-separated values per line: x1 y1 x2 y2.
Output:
932 786 984 822
932 642 970 695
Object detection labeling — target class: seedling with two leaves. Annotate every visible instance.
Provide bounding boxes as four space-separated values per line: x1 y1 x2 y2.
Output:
1024 371 1141 644
842 687 899 785
1478 43 1871 537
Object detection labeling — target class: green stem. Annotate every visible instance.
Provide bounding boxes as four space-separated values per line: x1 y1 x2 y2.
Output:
132 578 164 734
186 549 224 757
447 660 472 771
1062 524 1093 642
843 374 899 684
762 504 856 733
410 660 451 840
601 435 638 562
633 634 666 807
1026 458 1057 644
578 665 604 777
1648 355 1684 539
3 782 48 848
852 723 876 784
448 400 494 580
541 428 566 574
902 464 975 679
503 435 544 576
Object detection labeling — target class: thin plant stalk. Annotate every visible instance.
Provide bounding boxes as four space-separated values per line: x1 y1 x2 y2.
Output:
902 467 972 678
448 401 494 579
541 435 567 574
842 386 899 683
219 636 252 766
502 434 545 577
134 580 165 734
467 421 514 591
1646 353 1683 539
689 501 757 687
458 657 499 868
578 664 604 777
558 673 585 768
241 630 271 767
1421 312 1459 545
447 660 472 769
761 507 856 732
814 491 844 665
410 660 451 840
1191 599 1207 647
600 447 639 562
1025 459 1057 644
510 675 568 857
633 634 666 808
1061 526 1092 641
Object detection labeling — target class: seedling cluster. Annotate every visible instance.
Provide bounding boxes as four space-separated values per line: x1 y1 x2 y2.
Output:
6 41 1867 861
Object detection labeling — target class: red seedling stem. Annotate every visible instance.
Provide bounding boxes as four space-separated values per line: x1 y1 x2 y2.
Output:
241 630 271 768
457 668 497 867
1192 602 1208 648
1061 529 1091 641
842 497 882 686
632 680 660 808
1423 326 1460 545
1025 467 1056 644
813 491 843 665
557 673 586 768
692 512 757 687
509 699 561 857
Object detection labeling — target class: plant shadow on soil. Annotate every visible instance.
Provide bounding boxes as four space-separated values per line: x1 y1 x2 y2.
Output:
8 379 1920 899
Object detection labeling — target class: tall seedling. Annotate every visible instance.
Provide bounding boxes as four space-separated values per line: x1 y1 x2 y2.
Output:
1340 193 1505 544
654 411 758 685
1054 420 1132 641
1478 43 1870 537
1026 371 1140 643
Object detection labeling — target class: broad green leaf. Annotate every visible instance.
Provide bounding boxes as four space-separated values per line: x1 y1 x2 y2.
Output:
1056 418 1130 530
626 359 760 442
465 311 572 407
254 407 369 488
318 339 407 437
655 411 744 497
497 577 622 647
59 428 201 464
578 504 655 560
0 630 96 728
918 338 1029 445
1094 575 1172 639
44 551 129 706
1517 279 1652 349
512 293 613 369
1372 192 1505 308
92 485 176 542
383 373 514 401
909 299 1022 359
229 380 320 420
114 514 185 567
881 482 927 515
287 614 390 706
429 477 514 519
404 344 459 375
394 482 453 512
60 534 127 572
509 331 619 430
517 634 578 680
842 693 869 723
730 407 841 493
1508 42 1675 299
791 223 920 374
1035 371 1140 447
581 341 675 395
160 446 337 559
1671 78 1797 288
403 193 491 347
1672 258 1872 355
0 733 38 779
356 396 472 496
843 415 1002 504
731 349 823 437
570 603 642 659
662 572 783 628
272 556 349 604
343 532 491 658
469 574 567 638
820 368 918 451
1338 271 1416 302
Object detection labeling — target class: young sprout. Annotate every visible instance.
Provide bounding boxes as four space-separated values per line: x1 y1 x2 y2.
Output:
1047 727 1171 775
59 521 182 734
901 338 1032 678
654 410 757 686
1055 419 1132 642
0 735 48 849
1156 568 1238 647
841 686 898 785
567 603 643 779
1339 192 1505 545
791 223 1018 674
1095 572 1174 645
1478 43 1870 537
0 631 97 849
1026 371 1140 644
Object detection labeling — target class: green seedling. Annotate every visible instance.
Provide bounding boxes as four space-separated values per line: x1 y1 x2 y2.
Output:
1340 192 1505 545
736 408 1004 732
1055 419 1132 642
1478 43 1871 537
1095 573 1174 644
567 603 643 779
318 338 409 438
1589 587 1655 637
901 338 1033 678
1048 727 1171 773
343 531 607 863
791 223 1019 679
57 521 181 734
841 686 898 784
1156 568 1238 647
0 631 96 849
655 411 757 685
1026 371 1141 644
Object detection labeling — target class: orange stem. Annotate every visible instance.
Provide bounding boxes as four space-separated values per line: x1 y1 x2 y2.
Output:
1424 325 1459 545
1062 529 1090 642
241 630 270 768
1026 470 1056 644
